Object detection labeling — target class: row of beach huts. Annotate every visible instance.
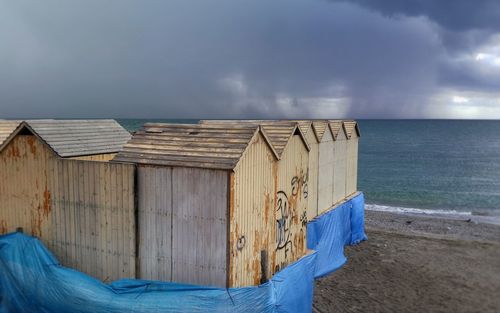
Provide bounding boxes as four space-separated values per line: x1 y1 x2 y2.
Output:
0 119 359 288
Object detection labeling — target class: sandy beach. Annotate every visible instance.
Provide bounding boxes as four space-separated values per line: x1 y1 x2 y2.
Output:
314 210 500 313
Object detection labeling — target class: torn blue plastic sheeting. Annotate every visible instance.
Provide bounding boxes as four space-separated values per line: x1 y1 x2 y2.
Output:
0 193 365 313
307 192 368 278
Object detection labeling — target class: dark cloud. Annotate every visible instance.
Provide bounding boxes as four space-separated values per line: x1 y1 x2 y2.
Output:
336 0 500 32
0 0 499 119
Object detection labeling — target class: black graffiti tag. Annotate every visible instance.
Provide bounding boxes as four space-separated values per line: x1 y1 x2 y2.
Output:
276 191 292 258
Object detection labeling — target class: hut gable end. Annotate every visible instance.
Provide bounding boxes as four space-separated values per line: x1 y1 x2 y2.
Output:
0 122 59 157
328 120 347 141
343 120 360 138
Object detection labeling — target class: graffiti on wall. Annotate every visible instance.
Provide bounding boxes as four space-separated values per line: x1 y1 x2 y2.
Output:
275 169 308 260
276 190 292 258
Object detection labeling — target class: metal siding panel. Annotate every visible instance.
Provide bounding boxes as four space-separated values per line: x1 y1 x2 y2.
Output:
228 133 276 287
0 135 136 281
306 131 319 220
318 129 334 213
346 135 359 197
274 135 308 274
171 167 227 287
333 129 348 205
137 166 173 281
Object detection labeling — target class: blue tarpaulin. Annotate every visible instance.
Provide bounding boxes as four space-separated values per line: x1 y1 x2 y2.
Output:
0 193 366 313
307 193 368 278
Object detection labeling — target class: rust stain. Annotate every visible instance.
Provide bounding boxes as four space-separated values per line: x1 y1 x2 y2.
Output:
42 171 52 218
26 136 37 156
253 230 260 255
7 144 20 159
43 187 51 218
0 220 7 234
264 192 270 226
252 257 261 285
31 207 42 238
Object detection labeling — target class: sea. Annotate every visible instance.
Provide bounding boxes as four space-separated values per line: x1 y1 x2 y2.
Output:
117 119 500 222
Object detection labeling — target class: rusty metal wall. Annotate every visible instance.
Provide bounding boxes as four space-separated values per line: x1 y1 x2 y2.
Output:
317 127 334 214
0 135 55 239
137 165 228 287
229 132 275 287
273 134 309 274
304 130 319 221
346 133 359 197
70 153 117 162
0 135 136 281
333 128 348 205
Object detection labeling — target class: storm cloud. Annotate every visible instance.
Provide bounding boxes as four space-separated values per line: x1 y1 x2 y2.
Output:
0 0 499 119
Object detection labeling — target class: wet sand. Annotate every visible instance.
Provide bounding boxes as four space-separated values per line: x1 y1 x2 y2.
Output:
313 210 500 313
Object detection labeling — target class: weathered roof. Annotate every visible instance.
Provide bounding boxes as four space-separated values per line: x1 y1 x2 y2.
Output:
0 119 131 157
294 120 312 135
113 123 278 170
328 120 345 140
342 120 360 138
199 120 310 157
0 120 22 150
312 121 328 141
293 120 320 143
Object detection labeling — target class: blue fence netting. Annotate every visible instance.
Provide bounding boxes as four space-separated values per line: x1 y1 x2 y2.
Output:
0 193 366 313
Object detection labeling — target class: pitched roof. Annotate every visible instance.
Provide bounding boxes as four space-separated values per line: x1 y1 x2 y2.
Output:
312 121 328 141
293 120 321 143
342 120 360 138
199 120 310 157
328 120 345 140
0 120 22 150
294 120 312 135
0 119 131 157
113 123 278 170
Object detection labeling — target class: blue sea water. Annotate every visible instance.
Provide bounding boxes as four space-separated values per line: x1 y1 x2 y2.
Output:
117 119 500 217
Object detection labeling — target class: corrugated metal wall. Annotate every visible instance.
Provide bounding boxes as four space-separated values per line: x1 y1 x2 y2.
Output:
317 127 334 214
137 166 228 287
274 134 308 274
70 153 117 162
333 128 348 205
346 132 359 197
0 135 136 281
0 135 56 239
229 133 275 287
137 166 173 281
305 130 319 221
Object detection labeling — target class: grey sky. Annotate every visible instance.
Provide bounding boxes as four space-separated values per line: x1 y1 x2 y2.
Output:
0 0 499 119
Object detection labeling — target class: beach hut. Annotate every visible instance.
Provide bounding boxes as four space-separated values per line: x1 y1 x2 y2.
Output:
249 121 310 274
114 122 311 287
343 120 360 198
0 120 135 281
313 120 337 214
114 123 273 287
327 120 348 206
294 120 320 221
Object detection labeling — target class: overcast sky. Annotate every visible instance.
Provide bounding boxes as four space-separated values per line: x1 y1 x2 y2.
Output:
1 0 500 119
